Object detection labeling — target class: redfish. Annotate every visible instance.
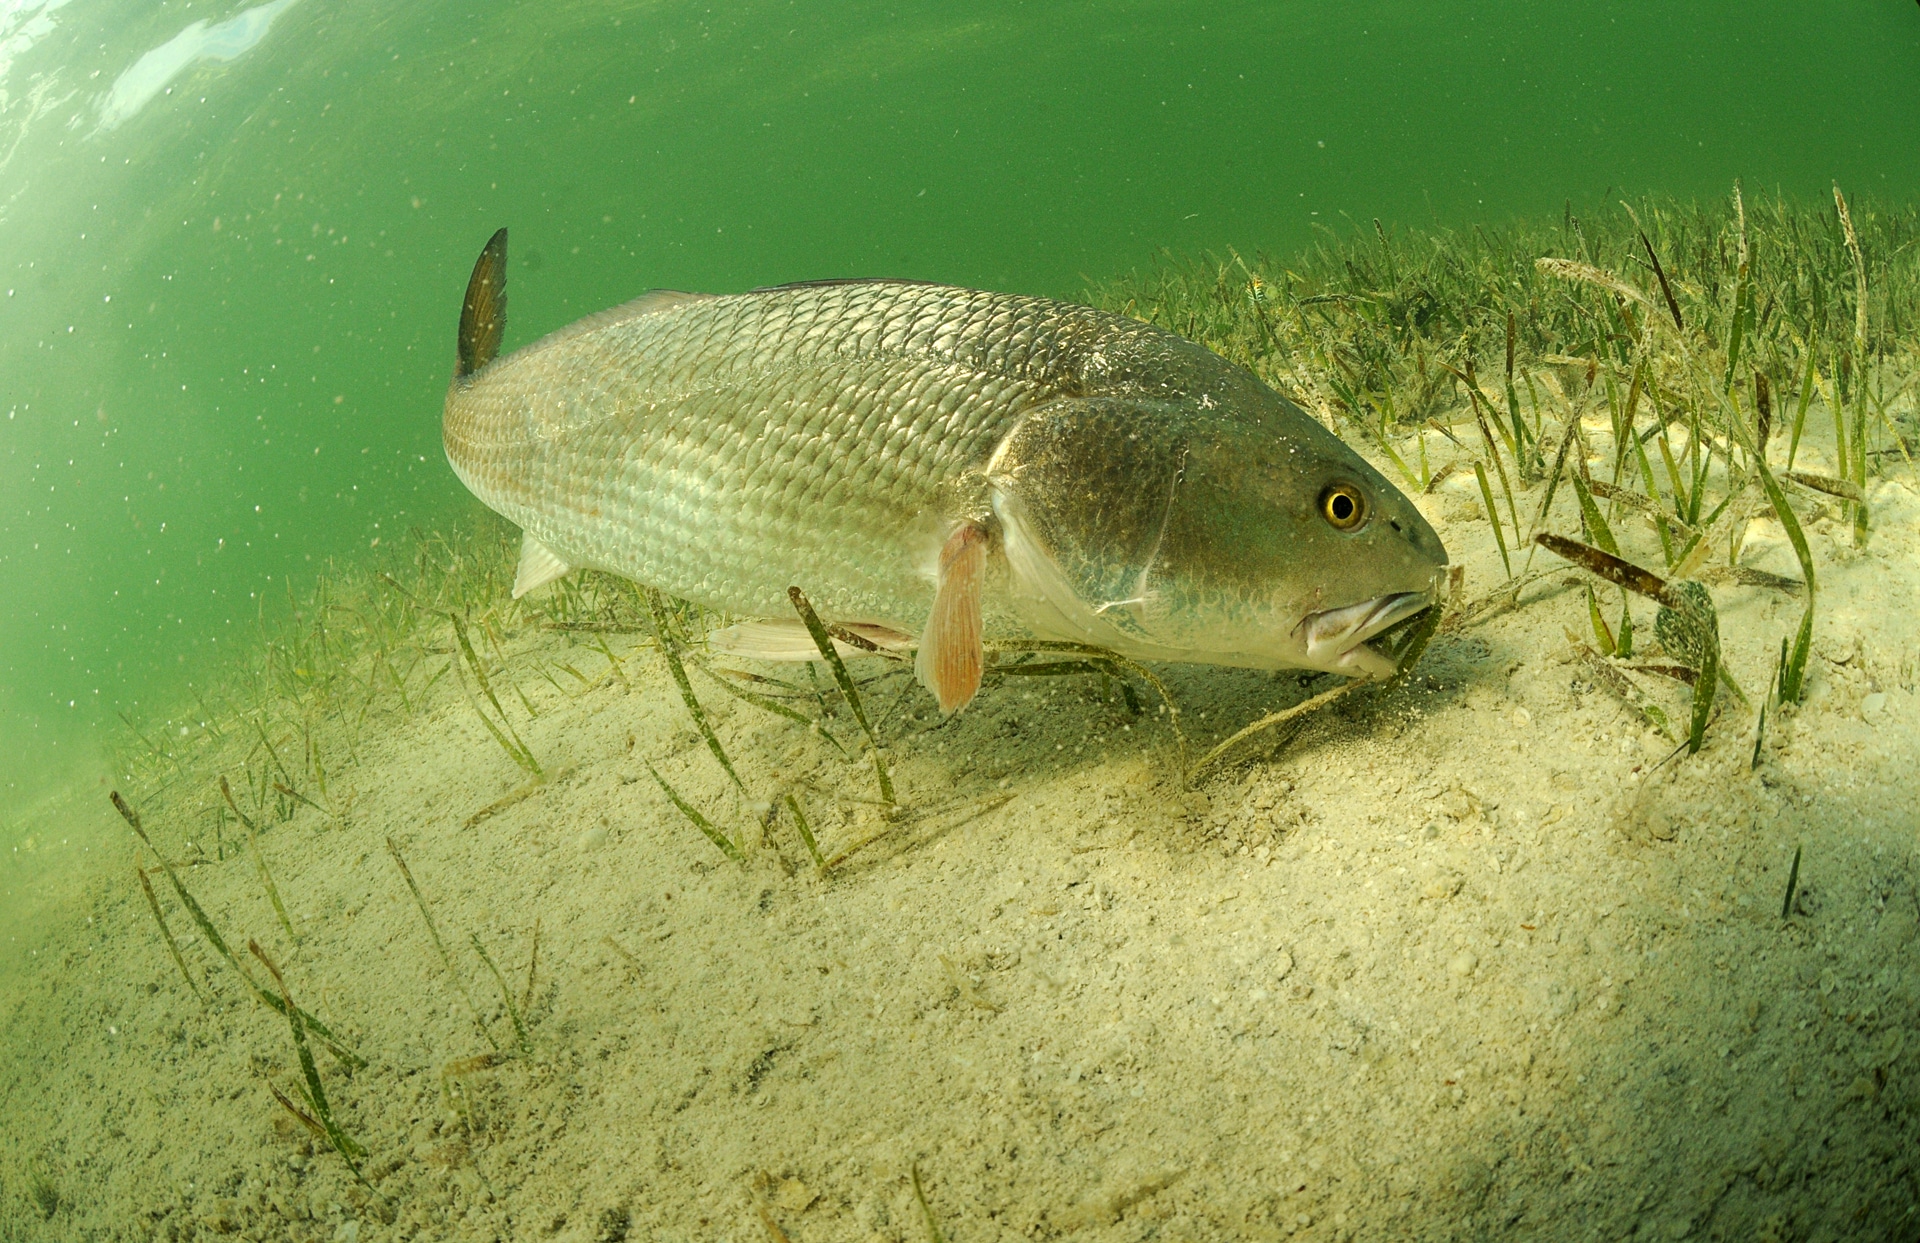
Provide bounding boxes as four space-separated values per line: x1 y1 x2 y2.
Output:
443 230 1448 712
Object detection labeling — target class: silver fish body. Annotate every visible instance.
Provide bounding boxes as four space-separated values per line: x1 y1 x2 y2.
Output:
444 239 1448 689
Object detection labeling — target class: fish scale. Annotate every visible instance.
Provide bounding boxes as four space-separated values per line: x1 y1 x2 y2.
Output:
446 280 1203 626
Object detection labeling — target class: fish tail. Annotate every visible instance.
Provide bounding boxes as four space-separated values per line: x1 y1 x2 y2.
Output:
455 227 508 379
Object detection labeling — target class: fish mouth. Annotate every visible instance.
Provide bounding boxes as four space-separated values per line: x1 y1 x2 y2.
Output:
1299 589 1436 678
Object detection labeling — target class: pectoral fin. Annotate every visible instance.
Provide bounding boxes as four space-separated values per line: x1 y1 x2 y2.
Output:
510 533 574 599
915 523 989 714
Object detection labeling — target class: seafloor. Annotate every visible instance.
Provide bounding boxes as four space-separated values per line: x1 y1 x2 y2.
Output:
1 418 1916 1242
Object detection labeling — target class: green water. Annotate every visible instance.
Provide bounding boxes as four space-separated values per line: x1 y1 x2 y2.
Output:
3 0 1919 815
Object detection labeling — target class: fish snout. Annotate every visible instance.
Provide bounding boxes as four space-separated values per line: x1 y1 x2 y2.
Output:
1380 501 1449 565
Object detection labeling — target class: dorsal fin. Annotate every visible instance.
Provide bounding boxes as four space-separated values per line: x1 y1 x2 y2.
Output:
456 227 508 379
747 277 947 294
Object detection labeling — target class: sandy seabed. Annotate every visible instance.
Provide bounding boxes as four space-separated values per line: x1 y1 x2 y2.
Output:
1 426 1916 1243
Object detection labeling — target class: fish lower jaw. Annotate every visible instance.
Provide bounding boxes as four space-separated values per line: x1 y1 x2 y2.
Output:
1009 602 1401 675
1296 589 1436 678
1321 640 1399 680
1298 627 1407 678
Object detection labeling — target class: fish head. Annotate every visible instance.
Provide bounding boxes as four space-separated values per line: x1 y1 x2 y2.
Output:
987 392 1449 677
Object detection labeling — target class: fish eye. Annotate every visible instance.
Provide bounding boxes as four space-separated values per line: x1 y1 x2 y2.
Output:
1319 482 1367 531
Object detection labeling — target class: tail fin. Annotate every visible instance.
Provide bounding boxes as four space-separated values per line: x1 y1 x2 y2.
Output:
455 228 508 379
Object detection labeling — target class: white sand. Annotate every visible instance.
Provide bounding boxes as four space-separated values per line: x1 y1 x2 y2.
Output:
1 420 1916 1241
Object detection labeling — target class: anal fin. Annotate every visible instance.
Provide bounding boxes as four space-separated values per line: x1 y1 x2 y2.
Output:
511 532 574 599
915 523 989 714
